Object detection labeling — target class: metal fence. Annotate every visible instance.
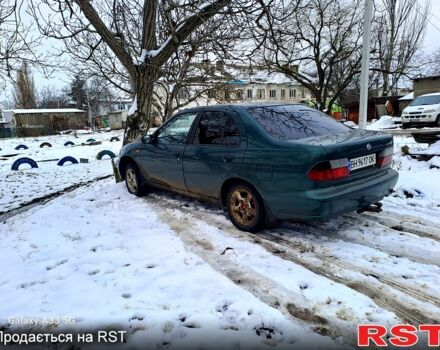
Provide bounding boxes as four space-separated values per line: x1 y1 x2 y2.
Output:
13 112 86 137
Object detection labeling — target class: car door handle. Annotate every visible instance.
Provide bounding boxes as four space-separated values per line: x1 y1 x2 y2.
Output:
223 154 235 162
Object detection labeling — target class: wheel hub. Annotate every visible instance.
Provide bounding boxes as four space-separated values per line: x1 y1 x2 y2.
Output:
126 169 138 193
230 188 257 227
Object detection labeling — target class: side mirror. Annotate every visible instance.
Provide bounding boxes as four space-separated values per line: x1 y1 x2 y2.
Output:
142 134 156 144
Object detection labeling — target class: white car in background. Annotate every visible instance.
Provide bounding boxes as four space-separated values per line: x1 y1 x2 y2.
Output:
401 92 440 128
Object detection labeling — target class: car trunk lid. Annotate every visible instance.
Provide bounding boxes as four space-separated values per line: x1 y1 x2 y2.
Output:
289 129 394 183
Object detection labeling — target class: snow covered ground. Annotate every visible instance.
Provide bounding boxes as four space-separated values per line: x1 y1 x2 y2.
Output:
0 131 122 213
1 130 439 349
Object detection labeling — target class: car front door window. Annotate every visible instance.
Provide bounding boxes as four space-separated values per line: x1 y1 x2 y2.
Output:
157 112 197 144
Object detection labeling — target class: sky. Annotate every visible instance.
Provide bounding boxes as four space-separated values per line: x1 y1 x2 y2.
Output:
2 0 440 103
423 0 440 51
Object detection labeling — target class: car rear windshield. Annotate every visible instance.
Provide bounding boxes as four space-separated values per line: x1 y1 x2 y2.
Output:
409 95 440 106
247 105 349 141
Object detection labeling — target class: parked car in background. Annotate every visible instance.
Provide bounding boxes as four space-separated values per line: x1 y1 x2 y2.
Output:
401 92 440 128
118 104 398 232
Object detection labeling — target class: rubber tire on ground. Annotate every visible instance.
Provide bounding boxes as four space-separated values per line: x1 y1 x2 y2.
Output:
110 137 120 142
226 183 266 233
11 157 38 171
57 156 79 166
436 116 440 127
64 141 75 146
86 138 96 143
124 163 145 196
96 150 116 160
15 144 28 150
39 142 52 148
402 123 410 129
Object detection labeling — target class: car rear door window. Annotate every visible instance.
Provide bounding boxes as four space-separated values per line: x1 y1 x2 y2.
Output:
193 111 240 146
247 105 349 140
157 112 197 144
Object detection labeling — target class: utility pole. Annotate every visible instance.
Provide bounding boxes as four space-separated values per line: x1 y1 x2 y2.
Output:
358 0 373 129
86 81 92 129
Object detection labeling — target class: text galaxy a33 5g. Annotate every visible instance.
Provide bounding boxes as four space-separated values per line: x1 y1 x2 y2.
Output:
118 104 398 232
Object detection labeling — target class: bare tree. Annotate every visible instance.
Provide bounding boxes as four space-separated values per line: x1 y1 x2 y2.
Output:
373 0 430 96
13 61 37 108
38 85 69 108
423 48 440 76
31 0 235 144
253 0 364 112
156 20 243 122
0 0 45 87
87 76 114 117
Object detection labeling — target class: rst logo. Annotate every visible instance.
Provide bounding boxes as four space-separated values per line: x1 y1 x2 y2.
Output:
358 325 440 347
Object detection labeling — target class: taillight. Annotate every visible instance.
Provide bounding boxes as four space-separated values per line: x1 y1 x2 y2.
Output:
308 158 349 181
377 146 393 168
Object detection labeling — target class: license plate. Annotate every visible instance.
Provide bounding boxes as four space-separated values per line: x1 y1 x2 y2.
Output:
349 154 376 171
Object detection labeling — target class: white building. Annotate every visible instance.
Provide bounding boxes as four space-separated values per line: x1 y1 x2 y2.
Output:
173 64 314 110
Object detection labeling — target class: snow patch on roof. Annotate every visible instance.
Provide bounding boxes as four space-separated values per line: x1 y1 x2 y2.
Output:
399 92 414 101
5 109 85 114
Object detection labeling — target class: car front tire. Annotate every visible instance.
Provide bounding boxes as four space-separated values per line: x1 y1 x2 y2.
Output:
226 183 265 233
125 163 145 196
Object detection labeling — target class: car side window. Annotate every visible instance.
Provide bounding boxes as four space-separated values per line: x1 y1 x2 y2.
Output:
193 111 240 146
157 112 197 144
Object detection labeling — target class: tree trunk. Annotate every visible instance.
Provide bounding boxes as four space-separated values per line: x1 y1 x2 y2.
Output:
123 65 159 145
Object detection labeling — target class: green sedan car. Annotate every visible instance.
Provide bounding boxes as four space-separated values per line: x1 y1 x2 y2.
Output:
118 104 398 232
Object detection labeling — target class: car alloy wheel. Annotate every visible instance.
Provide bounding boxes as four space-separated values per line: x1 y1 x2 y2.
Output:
126 168 138 193
125 163 145 196
227 184 265 232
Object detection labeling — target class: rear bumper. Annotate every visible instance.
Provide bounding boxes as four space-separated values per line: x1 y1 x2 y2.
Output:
268 168 399 221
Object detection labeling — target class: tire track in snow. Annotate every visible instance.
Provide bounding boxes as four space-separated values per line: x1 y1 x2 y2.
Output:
147 193 440 326
150 202 356 347
263 232 440 310
350 212 440 243
0 174 114 222
304 218 440 268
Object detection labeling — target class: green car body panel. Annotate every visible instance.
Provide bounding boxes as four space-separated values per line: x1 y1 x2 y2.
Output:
118 104 398 222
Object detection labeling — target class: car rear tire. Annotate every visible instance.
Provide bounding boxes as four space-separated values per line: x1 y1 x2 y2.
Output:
226 183 265 233
124 163 145 196
435 116 440 127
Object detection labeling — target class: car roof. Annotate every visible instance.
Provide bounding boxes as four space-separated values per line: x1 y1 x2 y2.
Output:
176 102 306 115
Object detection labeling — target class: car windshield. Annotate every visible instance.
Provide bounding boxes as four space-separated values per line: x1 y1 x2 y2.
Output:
409 95 440 106
247 105 349 141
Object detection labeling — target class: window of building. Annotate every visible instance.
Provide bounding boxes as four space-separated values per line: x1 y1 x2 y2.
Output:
193 112 240 146
247 89 253 99
257 89 265 99
269 90 277 99
302 89 305 98
207 89 216 99
289 89 295 98
281 89 286 99
235 90 243 100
